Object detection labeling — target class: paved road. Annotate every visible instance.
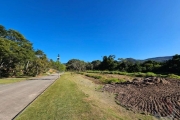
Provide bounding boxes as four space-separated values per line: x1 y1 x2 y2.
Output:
0 74 60 120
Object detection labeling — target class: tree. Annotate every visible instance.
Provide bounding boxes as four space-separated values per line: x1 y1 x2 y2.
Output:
91 60 101 70
162 54 180 74
117 59 133 72
66 59 86 71
49 59 66 72
0 24 51 77
86 62 93 70
127 63 142 72
100 55 117 70
0 25 7 38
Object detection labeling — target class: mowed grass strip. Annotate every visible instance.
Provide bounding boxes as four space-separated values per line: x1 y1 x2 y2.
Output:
16 73 105 120
0 78 26 84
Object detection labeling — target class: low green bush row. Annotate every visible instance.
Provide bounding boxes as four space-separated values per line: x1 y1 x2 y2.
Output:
82 73 126 84
167 74 180 79
80 72 180 84
101 78 126 84
84 74 102 79
86 71 180 79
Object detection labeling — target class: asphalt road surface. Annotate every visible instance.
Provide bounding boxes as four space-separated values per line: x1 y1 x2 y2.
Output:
0 74 60 120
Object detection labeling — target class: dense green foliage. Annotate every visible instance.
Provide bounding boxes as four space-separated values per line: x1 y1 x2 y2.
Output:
66 59 86 71
66 54 180 75
49 59 66 72
0 25 65 77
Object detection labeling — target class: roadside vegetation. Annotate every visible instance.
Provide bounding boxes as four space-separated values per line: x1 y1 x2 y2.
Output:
16 73 154 120
0 24 65 78
0 78 26 84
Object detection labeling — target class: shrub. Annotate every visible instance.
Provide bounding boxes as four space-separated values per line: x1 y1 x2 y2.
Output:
126 73 135 76
102 71 110 74
109 71 114 74
146 72 157 77
102 78 126 84
167 74 180 79
119 79 126 83
85 74 102 79
159 74 167 78
93 75 102 79
112 71 119 74
134 72 146 77
78 72 84 75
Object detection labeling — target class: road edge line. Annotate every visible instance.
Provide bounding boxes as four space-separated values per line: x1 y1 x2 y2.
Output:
12 75 60 120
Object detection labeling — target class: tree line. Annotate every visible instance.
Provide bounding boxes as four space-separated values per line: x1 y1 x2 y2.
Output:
0 25 65 77
66 54 180 75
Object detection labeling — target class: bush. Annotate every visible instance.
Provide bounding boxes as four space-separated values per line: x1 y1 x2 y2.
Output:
112 71 119 74
146 72 157 77
167 74 180 79
102 71 110 74
86 70 101 73
109 71 114 74
134 72 146 77
127 73 135 76
93 75 102 79
102 78 126 84
78 72 84 75
85 74 102 79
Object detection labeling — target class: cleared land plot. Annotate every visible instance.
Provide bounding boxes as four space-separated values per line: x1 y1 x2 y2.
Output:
16 73 154 120
84 72 180 119
103 77 180 119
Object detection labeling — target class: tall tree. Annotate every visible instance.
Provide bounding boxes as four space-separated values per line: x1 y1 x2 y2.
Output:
66 59 86 71
0 25 7 38
91 60 101 70
100 55 117 70
0 24 51 77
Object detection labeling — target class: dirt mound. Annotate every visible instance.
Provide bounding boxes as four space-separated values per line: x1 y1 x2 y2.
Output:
103 77 180 119
132 77 170 85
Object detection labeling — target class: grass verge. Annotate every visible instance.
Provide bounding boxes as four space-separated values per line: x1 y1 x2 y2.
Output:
0 78 26 84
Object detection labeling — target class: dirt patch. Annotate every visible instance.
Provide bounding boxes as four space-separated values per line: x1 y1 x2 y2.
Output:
103 77 180 119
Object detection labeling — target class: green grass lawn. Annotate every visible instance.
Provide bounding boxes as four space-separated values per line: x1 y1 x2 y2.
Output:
16 73 154 120
0 78 26 84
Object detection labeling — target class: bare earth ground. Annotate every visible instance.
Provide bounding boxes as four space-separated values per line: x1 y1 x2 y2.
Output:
103 77 180 119
0 74 59 120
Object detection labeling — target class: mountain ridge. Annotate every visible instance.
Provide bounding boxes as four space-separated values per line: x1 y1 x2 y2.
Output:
144 56 173 62
125 56 173 63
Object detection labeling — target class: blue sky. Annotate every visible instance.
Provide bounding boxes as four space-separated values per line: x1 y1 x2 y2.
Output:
0 0 180 63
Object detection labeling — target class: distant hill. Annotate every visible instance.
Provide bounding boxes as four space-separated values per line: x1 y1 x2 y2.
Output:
124 56 173 63
144 56 173 62
125 58 138 63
